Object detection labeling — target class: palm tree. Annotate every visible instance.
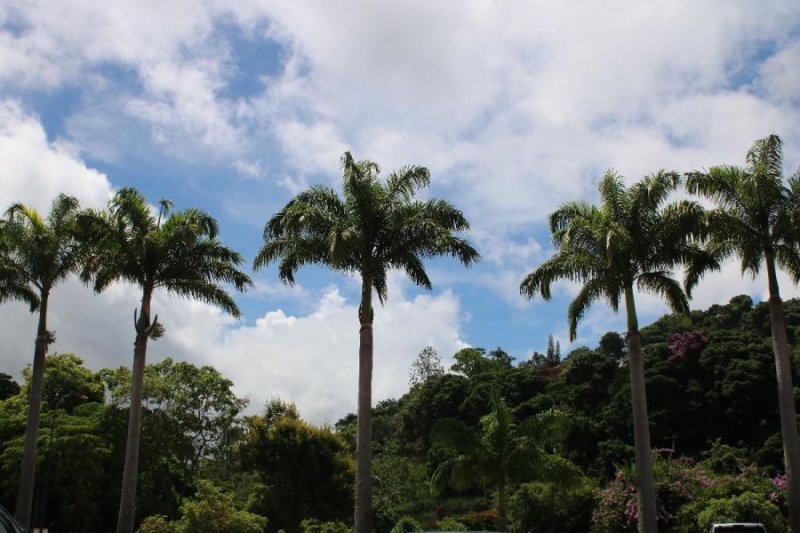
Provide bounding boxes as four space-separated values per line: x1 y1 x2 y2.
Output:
686 134 800 531
78 188 252 533
0 194 82 530
430 392 582 531
520 170 711 533
254 152 479 533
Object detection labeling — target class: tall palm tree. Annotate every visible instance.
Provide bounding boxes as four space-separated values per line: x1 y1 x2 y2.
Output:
686 134 800 532
79 188 252 533
0 194 82 530
520 170 711 533
430 392 582 531
254 152 479 533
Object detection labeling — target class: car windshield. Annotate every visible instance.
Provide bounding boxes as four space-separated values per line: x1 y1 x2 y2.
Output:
712 526 767 532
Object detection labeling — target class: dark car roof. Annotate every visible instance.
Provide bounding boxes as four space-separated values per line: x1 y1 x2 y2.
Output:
710 524 767 532
0 504 24 533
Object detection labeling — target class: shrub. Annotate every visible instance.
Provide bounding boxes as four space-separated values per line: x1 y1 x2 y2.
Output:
695 492 785 533
456 509 498 531
300 518 352 533
592 453 712 532
435 516 468 531
174 480 267 533
390 516 423 533
509 481 596 533
137 515 174 533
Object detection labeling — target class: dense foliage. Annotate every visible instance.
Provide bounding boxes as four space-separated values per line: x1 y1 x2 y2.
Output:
2 293 795 532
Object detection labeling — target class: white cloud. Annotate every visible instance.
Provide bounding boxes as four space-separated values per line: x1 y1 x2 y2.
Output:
126 59 251 159
3 0 800 415
203 283 465 423
1 278 467 425
0 100 113 210
0 107 467 424
756 39 800 105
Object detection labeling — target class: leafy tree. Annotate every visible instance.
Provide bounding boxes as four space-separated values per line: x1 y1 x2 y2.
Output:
0 355 114 532
79 188 252 533
431 392 583 531
254 152 479 533
263 397 300 426
409 346 445 387
0 374 19 402
450 347 512 379
30 353 104 408
372 454 433 531
397 373 472 450
686 134 800 531
138 480 267 533
509 479 596 533
520 170 712 532
694 492 785 533
99 358 248 500
0 194 83 529
139 358 247 480
239 408 354 533
598 332 626 358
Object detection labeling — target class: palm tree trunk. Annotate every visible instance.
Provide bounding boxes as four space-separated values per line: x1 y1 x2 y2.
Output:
497 481 508 532
15 290 50 530
116 289 152 533
354 277 374 533
624 287 657 533
766 256 800 532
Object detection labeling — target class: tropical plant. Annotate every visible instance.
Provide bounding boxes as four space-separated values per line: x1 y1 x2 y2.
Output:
686 133 800 531
79 188 251 533
254 152 479 533
238 409 354 533
137 480 267 533
0 194 82 529
430 392 583 531
520 170 712 533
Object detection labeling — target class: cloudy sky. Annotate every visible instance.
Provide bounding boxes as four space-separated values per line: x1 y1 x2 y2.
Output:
1 0 799 423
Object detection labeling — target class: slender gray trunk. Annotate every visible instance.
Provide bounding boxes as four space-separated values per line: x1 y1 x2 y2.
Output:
497 481 508 532
625 287 658 533
15 289 50 531
116 289 152 533
354 277 373 533
766 256 800 532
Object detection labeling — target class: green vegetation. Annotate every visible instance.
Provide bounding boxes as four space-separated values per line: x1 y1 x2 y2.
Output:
79 188 252 533
1 194 83 530
521 169 711 533
687 134 800 531
254 152 479 533
1 294 800 532
2 137 800 532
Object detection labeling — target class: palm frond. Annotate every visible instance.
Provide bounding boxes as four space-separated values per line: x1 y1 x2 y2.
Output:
635 272 689 314
386 165 431 203
567 278 612 341
598 170 627 223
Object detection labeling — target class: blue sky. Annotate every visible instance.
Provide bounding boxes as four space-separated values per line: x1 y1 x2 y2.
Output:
1 1 800 423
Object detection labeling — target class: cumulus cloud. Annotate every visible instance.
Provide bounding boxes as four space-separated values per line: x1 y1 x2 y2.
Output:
3 0 800 413
1 277 467 425
200 283 466 423
0 100 113 210
0 103 467 423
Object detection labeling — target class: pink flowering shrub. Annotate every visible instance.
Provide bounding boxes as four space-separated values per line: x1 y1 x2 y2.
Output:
668 331 708 363
591 451 711 532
